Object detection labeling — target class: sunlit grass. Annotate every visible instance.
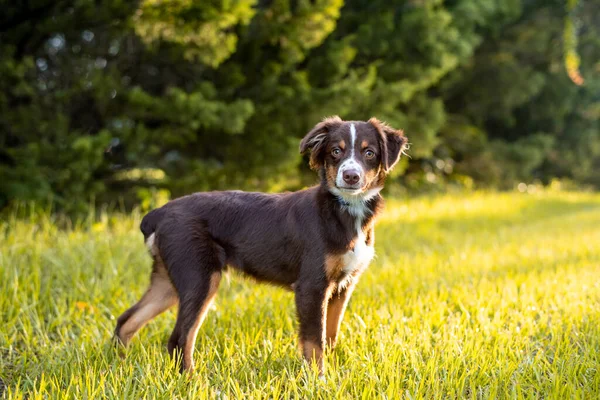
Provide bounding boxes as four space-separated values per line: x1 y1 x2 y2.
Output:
1 190 600 398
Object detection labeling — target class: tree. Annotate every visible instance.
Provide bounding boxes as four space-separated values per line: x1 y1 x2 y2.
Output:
0 0 598 212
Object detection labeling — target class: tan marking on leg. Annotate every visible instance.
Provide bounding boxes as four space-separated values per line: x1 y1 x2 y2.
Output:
326 286 354 348
302 339 324 375
182 272 221 372
119 259 177 345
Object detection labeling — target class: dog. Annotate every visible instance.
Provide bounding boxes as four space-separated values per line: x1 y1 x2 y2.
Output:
114 116 408 376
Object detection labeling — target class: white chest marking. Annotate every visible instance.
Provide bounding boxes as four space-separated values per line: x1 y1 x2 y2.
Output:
341 219 375 276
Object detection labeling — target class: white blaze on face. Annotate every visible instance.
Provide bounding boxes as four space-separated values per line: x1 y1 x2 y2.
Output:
336 123 364 188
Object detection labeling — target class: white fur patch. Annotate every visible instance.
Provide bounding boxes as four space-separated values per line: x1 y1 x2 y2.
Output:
336 123 364 188
338 219 375 289
146 232 157 256
342 222 374 273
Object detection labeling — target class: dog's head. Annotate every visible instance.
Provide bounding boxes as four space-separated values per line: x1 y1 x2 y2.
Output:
300 116 408 199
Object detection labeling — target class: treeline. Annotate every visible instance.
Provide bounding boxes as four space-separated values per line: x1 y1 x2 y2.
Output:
1 0 598 212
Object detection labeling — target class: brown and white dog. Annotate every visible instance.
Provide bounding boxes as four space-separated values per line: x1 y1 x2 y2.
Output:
114 116 408 376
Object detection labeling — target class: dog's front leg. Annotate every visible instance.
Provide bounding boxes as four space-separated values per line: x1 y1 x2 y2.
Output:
294 279 331 377
326 284 355 349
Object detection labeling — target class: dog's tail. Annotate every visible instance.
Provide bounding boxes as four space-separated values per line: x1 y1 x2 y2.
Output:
140 207 166 240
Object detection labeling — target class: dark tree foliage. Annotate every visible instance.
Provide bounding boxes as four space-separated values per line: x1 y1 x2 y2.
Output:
0 0 598 212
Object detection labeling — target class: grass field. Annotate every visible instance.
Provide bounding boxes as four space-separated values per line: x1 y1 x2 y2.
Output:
1 190 600 399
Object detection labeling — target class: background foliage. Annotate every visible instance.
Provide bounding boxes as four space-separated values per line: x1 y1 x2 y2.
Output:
1 0 598 212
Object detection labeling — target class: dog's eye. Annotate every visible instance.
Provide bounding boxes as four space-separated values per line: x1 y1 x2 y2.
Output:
331 148 341 157
365 150 375 159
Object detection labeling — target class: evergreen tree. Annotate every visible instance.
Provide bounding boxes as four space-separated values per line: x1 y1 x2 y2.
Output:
0 0 597 211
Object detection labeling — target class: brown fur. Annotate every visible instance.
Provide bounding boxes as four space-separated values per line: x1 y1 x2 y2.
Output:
182 272 221 371
325 164 339 191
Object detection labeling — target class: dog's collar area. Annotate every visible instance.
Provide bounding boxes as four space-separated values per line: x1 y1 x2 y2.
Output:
337 197 351 207
333 193 371 211
331 190 362 207
330 186 382 209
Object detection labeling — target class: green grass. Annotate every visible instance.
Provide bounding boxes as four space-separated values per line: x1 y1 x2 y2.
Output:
2 190 600 399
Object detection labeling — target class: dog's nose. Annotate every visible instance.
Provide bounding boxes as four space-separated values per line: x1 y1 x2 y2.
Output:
343 169 360 185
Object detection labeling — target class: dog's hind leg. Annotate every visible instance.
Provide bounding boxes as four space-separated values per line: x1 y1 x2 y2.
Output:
114 256 178 346
160 224 225 373
167 270 221 372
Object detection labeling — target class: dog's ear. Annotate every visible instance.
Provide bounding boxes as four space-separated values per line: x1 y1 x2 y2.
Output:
299 116 343 170
369 117 408 173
